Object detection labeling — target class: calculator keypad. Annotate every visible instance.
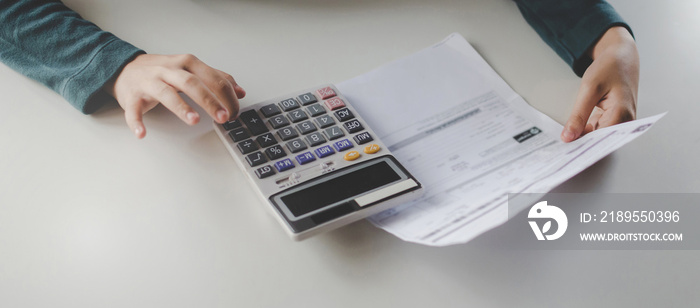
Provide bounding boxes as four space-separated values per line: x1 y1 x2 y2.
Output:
220 85 382 180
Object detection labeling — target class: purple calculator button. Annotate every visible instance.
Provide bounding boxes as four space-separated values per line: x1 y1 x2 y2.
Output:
333 139 353 152
315 145 335 158
295 152 316 165
274 158 295 172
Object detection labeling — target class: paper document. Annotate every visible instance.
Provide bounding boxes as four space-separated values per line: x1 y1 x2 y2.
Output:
337 33 664 246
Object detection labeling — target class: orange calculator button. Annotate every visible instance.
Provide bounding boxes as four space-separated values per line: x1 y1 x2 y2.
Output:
344 151 361 161
363 144 381 154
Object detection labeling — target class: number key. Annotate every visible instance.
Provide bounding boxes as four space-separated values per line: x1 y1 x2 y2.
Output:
286 138 308 153
279 98 300 111
298 92 318 105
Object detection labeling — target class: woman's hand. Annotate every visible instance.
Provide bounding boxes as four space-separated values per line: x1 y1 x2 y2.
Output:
561 26 639 142
104 54 246 138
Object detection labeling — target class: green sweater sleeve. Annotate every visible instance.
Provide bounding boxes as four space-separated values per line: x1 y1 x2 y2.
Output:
0 0 144 114
514 0 633 77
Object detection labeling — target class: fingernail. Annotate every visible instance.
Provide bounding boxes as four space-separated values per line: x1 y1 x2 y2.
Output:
562 129 575 142
217 109 229 122
135 126 144 137
187 111 199 124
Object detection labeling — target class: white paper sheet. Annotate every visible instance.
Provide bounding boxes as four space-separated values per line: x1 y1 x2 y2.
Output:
337 33 664 246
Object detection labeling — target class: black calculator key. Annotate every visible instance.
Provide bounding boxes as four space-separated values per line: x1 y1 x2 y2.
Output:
260 104 282 118
256 133 278 148
298 92 318 105
315 115 335 128
245 151 268 167
255 165 276 179
265 145 287 160
306 132 326 147
286 138 308 153
306 104 326 117
228 127 250 142
279 98 300 111
222 119 242 131
353 132 373 145
237 139 259 154
324 126 345 140
269 114 290 129
239 110 269 136
334 108 355 122
287 109 308 123
277 127 299 141
296 121 317 135
343 119 364 134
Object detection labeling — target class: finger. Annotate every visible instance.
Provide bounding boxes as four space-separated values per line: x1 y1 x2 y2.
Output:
585 106 604 132
124 100 147 139
148 81 200 126
186 61 241 120
562 82 607 142
163 70 230 123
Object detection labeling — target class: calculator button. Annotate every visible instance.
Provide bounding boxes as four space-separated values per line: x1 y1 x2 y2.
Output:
255 165 276 179
344 151 361 161
274 159 295 172
324 97 346 111
305 132 326 147
343 119 364 134
295 152 316 165
256 133 278 148
286 138 308 153
353 132 373 145
269 114 290 129
317 87 336 99
333 139 353 152
315 115 336 128
277 127 299 141
245 151 268 167
287 109 309 123
222 119 242 131
298 92 318 105
228 127 250 142
279 98 300 111
260 104 282 118
315 145 335 158
306 104 326 117
296 121 317 135
324 126 345 140
239 110 269 136
334 108 354 122
363 144 381 154
237 139 259 154
265 145 287 160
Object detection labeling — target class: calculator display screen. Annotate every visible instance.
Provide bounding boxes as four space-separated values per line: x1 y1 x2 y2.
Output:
281 161 401 217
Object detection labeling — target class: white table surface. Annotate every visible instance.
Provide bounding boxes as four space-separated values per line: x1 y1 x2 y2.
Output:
1 0 698 307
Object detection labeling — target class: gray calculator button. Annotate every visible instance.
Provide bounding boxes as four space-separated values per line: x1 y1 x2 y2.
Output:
286 138 308 153
222 119 242 131
228 127 250 142
254 165 276 179
245 151 268 167
237 139 259 154
279 98 300 111
287 109 308 123
239 110 269 136
343 119 364 134
256 132 278 148
269 114 290 129
277 127 299 141
353 132 373 145
296 121 317 135
315 115 335 128
260 104 281 118
306 104 326 117
324 126 345 140
305 132 326 147
298 92 318 105
265 145 287 160
334 108 354 122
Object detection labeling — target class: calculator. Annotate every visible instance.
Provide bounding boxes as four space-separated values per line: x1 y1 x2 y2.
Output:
214 84 423 240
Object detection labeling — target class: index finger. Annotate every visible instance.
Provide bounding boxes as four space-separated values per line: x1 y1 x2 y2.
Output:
185 60 241 120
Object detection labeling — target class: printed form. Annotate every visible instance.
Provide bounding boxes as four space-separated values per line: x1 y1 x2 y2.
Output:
337 33 664 246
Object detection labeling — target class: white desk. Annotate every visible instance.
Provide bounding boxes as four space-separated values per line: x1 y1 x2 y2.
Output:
1 0 698 306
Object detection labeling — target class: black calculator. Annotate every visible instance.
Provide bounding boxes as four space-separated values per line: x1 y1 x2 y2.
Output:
214 84 423 240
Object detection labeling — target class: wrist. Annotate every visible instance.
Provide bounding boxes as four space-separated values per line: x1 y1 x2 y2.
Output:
590 26 636 60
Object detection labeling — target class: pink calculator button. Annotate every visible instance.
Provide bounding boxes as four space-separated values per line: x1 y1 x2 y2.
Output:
324 97 346 110
317 87 337 99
